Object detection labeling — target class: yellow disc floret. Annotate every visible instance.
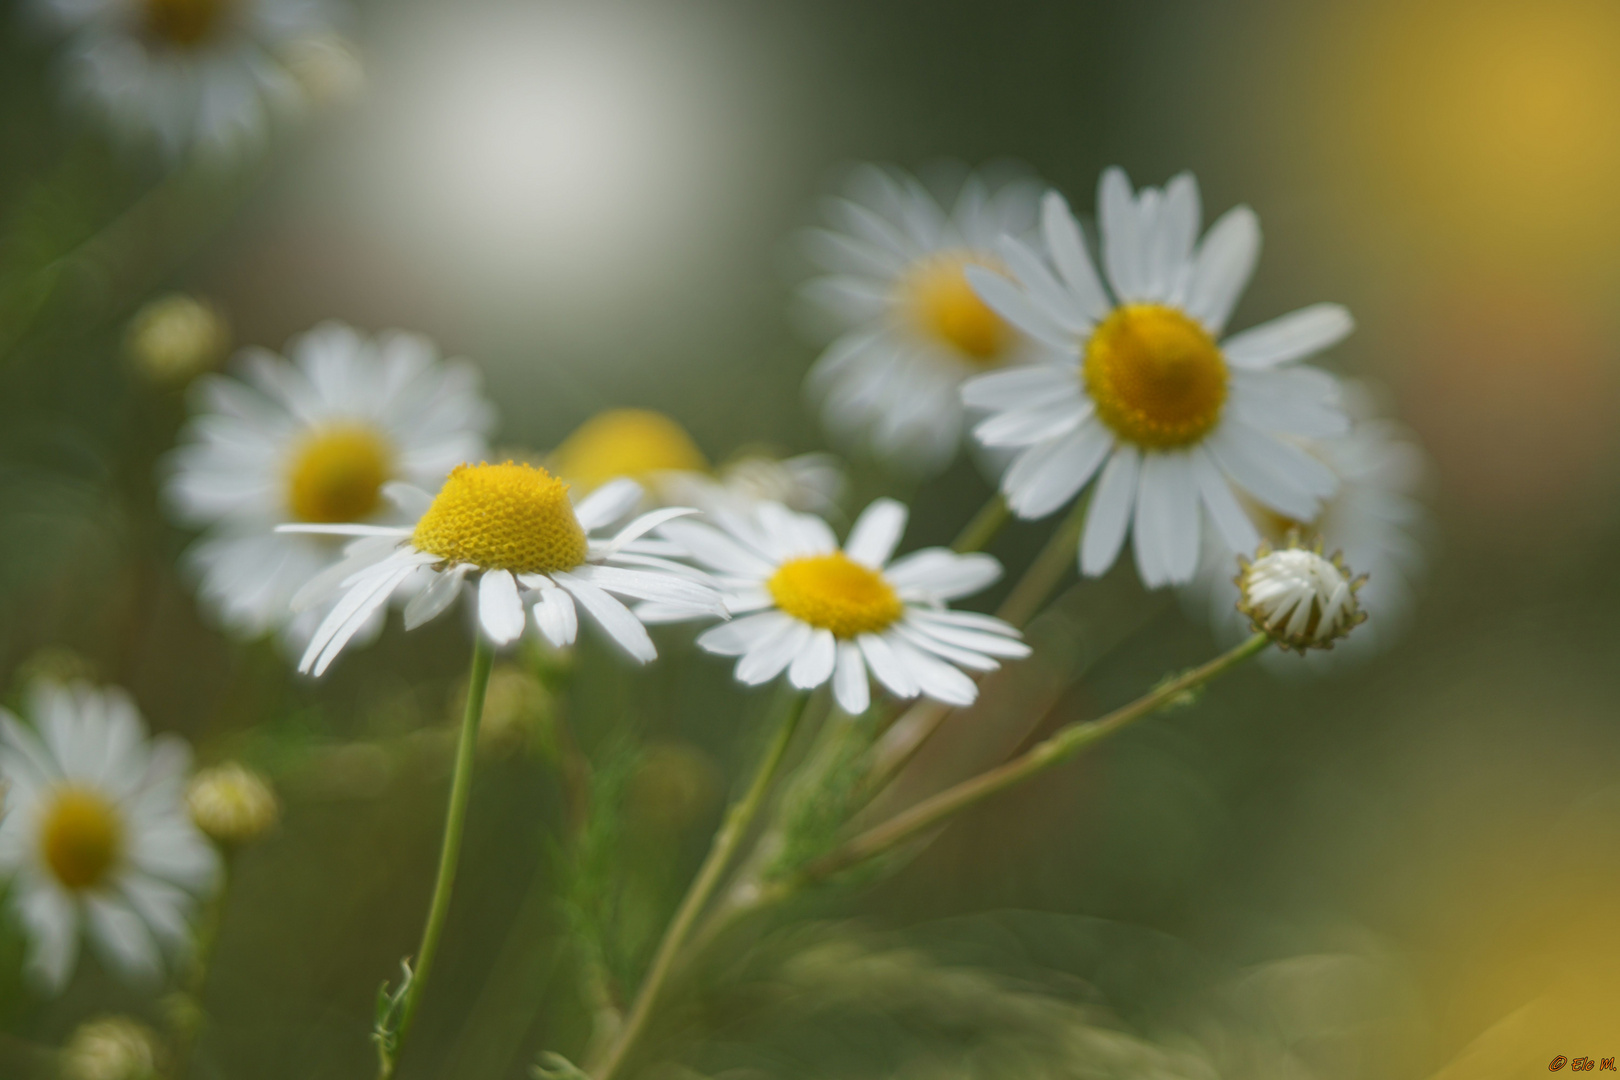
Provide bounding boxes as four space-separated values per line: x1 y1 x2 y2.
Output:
550 409 708 493
768 552 904 638
144 0 230 47
41 788 124 891
1083 303 1229 448
412 461 588 574
900 251 1012 364
285 424 394 524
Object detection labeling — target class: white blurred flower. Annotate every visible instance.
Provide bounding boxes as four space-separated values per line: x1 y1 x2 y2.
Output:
1236 535 1366 653
164 321 494 651
802 164 1045 474
962 168 1353 587
660 451 846 518
36 0 350 160
0 682 218 993
663 499 1029 715
282 469 726 675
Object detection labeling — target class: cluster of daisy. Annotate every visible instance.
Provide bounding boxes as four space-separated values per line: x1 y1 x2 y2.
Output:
805 164 1425 654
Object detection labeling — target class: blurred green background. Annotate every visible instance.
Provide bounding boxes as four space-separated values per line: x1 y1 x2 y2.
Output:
3 0 1620 1077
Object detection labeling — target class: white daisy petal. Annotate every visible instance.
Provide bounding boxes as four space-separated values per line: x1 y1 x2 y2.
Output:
845 498 909 568
1081 446 1140 576
1191 447 1260 555
403 565 469 630
574 478 645 532
1221 303 1355 369
552 572 658 663
532 586 579 648
961 364 1079 411
788 629 838 690
698 611 794 657
737 619 813 685
1185 205 1260 334
886 635 979 706
886 549 1003 601
1002 423 1113 520
477 570 527 645
965 266 1076 351
833 642 871 715
858 633 920 698
1040 190 1112 320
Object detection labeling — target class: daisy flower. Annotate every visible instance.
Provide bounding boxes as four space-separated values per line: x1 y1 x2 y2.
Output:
961 168 1354 587
549 408 710 502
662 498 1030 715
0 681 218 992
281 464 727 675
1188 407 1428 664
802 163 1044 473
35 0 346 160
164 321 494 648
661 451 847 518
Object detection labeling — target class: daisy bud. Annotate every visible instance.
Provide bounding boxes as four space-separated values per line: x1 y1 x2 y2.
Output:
60 1017 163 1080
125 294 230 386
186 763 279 847
1235 533 1367 653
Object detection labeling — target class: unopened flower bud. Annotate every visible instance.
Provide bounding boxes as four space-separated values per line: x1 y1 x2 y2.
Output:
1236 533 1366 653
186 763 279 846
60 1017 162 1080
125 294 229 386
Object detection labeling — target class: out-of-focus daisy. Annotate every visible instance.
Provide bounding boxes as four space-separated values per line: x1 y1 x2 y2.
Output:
662 498 1029 715
164 321 494 648
962 168 1353 587
35 0 347 160
550 408 709 501
124 293 229 386
802 164 1044 474
281 465 726 675
0 682 218 992
1187 411 1427 664
661 450 846 518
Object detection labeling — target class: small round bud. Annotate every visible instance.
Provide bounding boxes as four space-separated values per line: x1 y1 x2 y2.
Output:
125 294 229 386
60 1017 163 1080
1236 533 1367 653
466 664 554 758
186 763 279 846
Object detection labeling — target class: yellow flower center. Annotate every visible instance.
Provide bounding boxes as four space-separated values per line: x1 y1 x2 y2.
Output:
285 424 394 524
1083 303 1229 448
143 0 229 48
412 461 588 573
900 251 1012 364
768 552 904 638
550 409 708 493
41 788 124 892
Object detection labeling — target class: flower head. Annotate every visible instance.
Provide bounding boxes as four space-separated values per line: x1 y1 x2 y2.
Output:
61 1016 163 1080
802 164 1045 474
1236 533 1367 653
125 294 229 386
187 763 279 846
663 499 1029 715
550 409 708 497
165 321 494 648
962 168 1353 588
35 0 348 160
283 470 726 675
0 682 217 992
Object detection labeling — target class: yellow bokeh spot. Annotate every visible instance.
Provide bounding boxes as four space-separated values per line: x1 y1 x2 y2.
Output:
1083 303 1228 449
900 251 1012 364
768 552 903 639
550 409 708 493
412 461 588 573
143 0 229 47
41 788 124 891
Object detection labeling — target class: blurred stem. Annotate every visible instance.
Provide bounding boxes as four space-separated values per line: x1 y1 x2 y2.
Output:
995 493 1090 627
951 493 1009 553
588 687 809 1080
864 492 1093 796
796 633 1269 885
382 634 493 1080
173 849 235 1079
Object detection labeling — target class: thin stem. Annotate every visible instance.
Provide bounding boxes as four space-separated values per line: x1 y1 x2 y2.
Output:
588 688 809 1080
382 633 494 1079
995 494 1090 628
173 851 234 1079
952 493 1009 553
802 633 1269 883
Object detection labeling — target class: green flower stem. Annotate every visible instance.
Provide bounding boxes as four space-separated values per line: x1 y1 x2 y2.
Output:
588 688 810 1080
798 633 1269 885
173 850 234 1079
382 633 494 1079
952 493 1010 553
